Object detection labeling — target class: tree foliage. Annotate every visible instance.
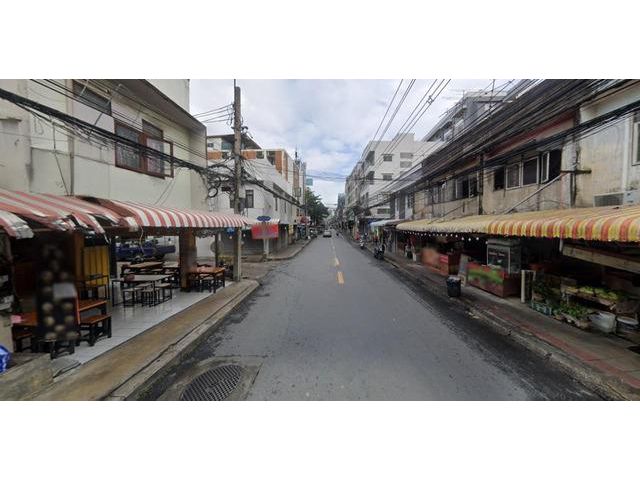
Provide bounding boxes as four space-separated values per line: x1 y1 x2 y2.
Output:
305 188 330 225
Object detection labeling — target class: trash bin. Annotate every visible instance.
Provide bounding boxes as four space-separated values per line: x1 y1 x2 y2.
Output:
446 276 461 297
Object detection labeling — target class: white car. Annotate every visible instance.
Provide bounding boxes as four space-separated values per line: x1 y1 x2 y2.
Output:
322 230 332 238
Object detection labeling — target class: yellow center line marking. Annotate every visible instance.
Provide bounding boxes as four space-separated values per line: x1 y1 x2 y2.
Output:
337 271 344 284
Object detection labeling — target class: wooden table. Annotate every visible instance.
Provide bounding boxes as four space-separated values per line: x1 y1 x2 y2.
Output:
187 267 226 292
111 274 172 305
126 261 164 271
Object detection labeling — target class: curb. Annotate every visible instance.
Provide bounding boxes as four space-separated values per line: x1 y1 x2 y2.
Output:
267 238 313 261
105 280 260 400
359 241 639 400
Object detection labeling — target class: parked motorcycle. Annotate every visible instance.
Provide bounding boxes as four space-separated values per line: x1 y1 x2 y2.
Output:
373 245 385 260
359 241 365 250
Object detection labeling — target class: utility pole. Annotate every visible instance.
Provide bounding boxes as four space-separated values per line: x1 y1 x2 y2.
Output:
233 80 242 281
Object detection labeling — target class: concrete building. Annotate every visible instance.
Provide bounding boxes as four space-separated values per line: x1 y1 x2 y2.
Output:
0 79 208 209
206 135 304 256
422 89 508 143
384 80 640 311
344 132 439 235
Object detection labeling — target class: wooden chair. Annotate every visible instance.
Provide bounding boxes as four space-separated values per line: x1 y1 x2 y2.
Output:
12 328 36 352
121 286 142 306
79 314 112 346
141 285 160 306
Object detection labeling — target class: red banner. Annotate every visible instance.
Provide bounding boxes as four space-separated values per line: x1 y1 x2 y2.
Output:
251 223 279 239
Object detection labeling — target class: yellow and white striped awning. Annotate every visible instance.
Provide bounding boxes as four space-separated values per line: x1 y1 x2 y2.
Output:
397 205 640 242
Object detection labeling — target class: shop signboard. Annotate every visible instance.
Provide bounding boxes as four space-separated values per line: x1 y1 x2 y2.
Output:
251 222 279 240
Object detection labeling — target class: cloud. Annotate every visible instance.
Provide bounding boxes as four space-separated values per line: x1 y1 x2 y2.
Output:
190 79 504 204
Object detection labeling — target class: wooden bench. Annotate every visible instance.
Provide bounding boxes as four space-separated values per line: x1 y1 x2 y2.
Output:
79 313 112 346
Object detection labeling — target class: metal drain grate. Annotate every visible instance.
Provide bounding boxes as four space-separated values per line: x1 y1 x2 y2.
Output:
180 364 243 401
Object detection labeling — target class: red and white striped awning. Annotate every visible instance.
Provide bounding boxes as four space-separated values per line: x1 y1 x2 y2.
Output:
99 199 251 229
0 209 33 239
0 188 125 237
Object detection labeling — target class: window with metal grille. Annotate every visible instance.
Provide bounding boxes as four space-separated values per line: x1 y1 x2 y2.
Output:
494 166 505 190
407 193 415 209
469 175 478 197
245 189 254 208
400 152 413 159
522 157 538 185
400 161 412 168
383 154 393 162
382 173 393 181
256 150 264 159
267 151 276 165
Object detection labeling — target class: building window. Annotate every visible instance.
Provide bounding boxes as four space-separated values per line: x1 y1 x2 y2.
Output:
115 123 142 170
115 121 173 177
221 140 233 151
400 152 413 159
367 171 374 185
522 157 538 186
256 150 264 159
407 193 415 209
73 81 111 115
377 208 390 214
245 189 254 209
445 180 456 202
493 166 505 190
382 173 393 181
540 150 562 181
469 175 478 197
506 164 521 189
142 120 165 176
267 151 276 165
383 154 393 162
206 142 214 148
366 151 375 164
400 161 412 168
274 197 278 211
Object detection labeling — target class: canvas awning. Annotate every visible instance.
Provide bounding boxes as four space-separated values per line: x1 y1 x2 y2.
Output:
370 219 404 228
0 209 34 239
397 205 640 243
0 188 126 237
96 199 251 229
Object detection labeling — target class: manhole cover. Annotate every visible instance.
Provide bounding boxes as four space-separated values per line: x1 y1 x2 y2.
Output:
180 364 243 401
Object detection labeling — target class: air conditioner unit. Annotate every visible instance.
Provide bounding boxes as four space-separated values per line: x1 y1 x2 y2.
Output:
594 191 640 207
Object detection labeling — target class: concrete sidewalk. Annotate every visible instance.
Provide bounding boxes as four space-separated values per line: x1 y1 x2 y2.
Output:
379 248 640 399
31 280 259 400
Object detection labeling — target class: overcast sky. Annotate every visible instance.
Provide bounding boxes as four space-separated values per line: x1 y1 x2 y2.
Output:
190 80 504 206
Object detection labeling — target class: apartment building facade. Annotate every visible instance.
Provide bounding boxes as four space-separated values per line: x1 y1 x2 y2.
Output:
344 132 439 235
206 136 304 254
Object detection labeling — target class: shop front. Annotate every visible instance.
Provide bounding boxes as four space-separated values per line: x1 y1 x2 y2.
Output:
397 204 640 341
0 188 251 373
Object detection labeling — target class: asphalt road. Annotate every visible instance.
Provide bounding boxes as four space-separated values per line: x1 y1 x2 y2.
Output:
152 234 600 400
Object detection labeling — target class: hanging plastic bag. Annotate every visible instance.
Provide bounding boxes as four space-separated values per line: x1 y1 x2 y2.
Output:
0 345 10 373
